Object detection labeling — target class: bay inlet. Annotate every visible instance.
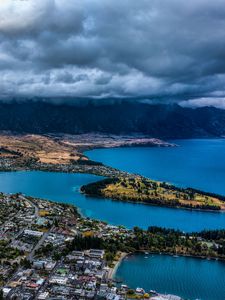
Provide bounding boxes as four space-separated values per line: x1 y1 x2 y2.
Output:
114 253 225 300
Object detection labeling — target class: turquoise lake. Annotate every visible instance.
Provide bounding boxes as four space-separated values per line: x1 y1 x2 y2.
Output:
115 253 225 300
86 139 225 195
0 170 225 232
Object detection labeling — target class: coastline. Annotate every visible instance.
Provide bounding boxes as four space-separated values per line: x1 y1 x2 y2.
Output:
82 191 225 213
108 252 128 280
110 251 225 279
1 168 225 217
80 179 225 213
136 250 225 262
1 168 224 214
79 140 177 154
108 251 225 300
56 134 177 153
4 189 225 263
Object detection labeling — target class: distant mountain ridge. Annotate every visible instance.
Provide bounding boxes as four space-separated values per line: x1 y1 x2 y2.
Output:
0 101 225 138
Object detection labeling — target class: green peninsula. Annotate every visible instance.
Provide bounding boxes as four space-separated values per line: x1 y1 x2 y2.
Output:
81 177 225 211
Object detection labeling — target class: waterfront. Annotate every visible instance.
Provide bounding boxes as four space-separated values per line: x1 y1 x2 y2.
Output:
114 253 225 300
1 171 225 232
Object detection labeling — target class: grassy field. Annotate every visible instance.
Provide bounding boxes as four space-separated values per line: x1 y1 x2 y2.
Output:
82 177 225 210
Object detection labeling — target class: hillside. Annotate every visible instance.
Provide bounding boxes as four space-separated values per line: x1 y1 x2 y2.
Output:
0 101 225 138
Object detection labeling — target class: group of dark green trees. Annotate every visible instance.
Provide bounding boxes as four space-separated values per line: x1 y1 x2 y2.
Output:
36 226 225 264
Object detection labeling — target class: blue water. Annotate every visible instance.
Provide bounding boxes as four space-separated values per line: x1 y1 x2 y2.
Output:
115 253 225 300
1 139 225 299
86 139 225 195
0 171 225 232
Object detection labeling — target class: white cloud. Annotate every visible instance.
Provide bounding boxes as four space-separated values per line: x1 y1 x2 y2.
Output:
180 98 225 110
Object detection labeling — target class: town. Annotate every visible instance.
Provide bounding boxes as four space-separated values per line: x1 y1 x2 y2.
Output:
0 192 185 300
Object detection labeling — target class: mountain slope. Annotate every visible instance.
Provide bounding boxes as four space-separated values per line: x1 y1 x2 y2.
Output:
0 101 225 138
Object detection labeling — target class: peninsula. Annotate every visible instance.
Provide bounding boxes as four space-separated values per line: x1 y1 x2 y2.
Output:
81 177 225 211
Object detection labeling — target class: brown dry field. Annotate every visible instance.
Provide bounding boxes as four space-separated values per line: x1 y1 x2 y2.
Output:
0 133 84 164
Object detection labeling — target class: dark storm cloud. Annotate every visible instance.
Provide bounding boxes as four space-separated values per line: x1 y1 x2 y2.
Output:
1 0 225 107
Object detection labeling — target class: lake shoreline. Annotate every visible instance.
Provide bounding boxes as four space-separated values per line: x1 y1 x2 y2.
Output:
113 251 225 300
2 189 225 263
81 177 225 213
82 191 225 213
108 252 129 280
112 250 225 284
1 168 225 216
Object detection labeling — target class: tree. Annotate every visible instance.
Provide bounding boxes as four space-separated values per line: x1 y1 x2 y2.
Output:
0 289 3 300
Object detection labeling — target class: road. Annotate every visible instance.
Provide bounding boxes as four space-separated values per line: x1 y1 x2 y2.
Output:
27 231 49 261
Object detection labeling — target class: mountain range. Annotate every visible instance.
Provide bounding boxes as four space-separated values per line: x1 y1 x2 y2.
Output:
1 101 225 138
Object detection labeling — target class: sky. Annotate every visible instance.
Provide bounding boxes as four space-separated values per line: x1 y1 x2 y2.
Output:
1 0 225 108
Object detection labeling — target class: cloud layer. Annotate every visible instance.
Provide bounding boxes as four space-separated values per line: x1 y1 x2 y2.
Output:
1 0 225 106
